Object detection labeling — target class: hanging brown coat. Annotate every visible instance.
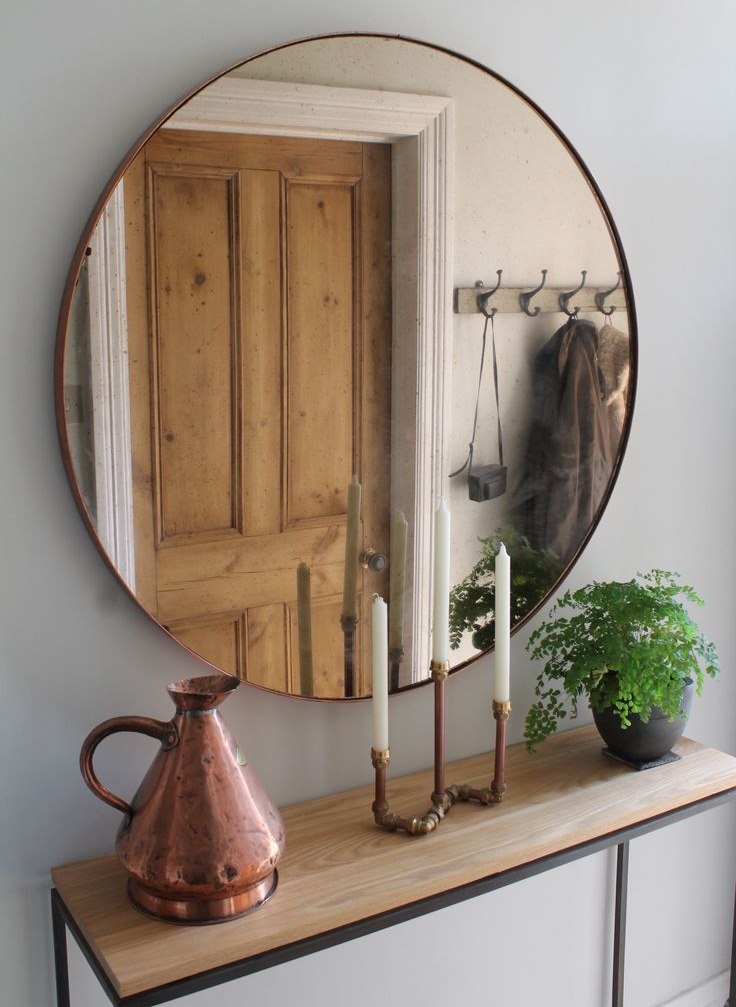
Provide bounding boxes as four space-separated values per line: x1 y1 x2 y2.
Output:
512 318 629 563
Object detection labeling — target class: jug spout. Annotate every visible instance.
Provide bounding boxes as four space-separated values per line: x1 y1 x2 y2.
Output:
166 673 239 712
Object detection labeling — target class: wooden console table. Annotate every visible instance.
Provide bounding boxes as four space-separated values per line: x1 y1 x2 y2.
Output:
51 726 736 1007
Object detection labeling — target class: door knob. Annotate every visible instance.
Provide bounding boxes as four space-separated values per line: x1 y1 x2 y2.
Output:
360 548 387 572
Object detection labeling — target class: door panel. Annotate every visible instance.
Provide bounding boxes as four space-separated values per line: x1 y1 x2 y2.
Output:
246 604 290 692
172 616 241 677
127 130 391 698
242 169 282 539
152 169 239 540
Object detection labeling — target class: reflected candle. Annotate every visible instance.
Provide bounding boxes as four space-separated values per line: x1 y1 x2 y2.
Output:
296 562 313 697
494 543 511 702
431 499 451 665
388 510 408 653
342 476 362 621
372 594 389 751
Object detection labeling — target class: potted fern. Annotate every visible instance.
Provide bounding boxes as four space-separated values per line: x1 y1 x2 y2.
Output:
524 570 719 762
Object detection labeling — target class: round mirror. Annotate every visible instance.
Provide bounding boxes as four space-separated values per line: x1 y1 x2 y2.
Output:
56 33 636 700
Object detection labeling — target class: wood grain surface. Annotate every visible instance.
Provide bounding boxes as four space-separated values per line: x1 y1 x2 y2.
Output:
125 129 391 697
52 726 736 998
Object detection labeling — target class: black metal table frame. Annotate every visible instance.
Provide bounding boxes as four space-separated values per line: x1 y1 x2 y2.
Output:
52 788 736 1007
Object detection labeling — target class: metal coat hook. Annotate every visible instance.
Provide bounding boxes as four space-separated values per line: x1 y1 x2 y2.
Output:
595 272 621 316
519 269 548 317
559 271 587 317
476 270 503 317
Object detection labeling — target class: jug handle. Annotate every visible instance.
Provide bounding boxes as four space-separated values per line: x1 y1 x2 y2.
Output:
80 716 178 817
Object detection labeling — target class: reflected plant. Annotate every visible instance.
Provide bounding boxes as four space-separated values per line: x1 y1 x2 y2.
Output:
449 528 564 653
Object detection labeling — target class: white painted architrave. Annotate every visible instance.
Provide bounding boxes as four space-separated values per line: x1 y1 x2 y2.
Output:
87 181 136 591
165 77 454 683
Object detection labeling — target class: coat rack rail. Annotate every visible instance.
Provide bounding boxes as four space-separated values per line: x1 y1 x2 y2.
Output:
454 284 627 316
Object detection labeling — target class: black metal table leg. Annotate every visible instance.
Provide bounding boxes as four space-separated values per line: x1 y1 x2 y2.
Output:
612 841 629 1007
51 889 71 1007
726 883 736 1007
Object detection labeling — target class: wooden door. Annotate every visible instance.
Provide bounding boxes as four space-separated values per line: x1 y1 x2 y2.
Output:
125 130 391 698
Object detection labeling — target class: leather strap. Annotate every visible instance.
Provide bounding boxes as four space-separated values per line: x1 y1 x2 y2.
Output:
450 312 503 477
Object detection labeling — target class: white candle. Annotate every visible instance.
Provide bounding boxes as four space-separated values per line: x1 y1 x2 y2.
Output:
494 543 511 702
371 594 389 750
431 499 451 664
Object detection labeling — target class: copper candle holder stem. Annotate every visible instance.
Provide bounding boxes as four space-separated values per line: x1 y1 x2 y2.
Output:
430 660 450 806
491 699 511 802
371 747 389 815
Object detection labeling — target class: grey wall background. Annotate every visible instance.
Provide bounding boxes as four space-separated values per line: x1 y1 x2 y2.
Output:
2 2 735 1005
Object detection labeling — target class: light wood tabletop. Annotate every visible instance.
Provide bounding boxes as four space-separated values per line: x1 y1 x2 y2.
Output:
52 725 736 1000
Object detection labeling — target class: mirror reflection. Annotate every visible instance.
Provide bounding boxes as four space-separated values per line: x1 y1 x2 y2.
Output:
59 35 634 699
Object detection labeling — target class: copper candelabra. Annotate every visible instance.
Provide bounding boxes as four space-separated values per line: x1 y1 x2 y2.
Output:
371 662 511 835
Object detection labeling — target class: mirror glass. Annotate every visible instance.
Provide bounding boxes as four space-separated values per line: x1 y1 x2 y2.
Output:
58 34 635 699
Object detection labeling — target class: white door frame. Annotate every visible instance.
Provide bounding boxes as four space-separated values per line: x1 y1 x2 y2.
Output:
87 180 136 590
164 76 454 681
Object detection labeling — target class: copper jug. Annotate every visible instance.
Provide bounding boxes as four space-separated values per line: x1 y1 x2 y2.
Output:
80 673 285 924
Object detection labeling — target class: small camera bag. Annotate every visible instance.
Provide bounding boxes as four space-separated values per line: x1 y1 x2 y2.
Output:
450 294 507 501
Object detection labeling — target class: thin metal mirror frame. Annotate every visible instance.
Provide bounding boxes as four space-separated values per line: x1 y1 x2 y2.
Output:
54 31 638 700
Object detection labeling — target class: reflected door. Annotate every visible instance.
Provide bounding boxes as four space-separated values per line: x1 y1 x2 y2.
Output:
125 130 391 697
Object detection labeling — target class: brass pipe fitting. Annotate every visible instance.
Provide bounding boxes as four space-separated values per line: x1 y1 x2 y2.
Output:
429 659 450 682
374 802 446 835
373 806 400 830
492 699 512 721
431 790 453 814
448 782 496 806
491 780 507 803
392 807 444 835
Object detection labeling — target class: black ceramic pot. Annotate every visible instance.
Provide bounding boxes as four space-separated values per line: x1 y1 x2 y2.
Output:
592 678 694 763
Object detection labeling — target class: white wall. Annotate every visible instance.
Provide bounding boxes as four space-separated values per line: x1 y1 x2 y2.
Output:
2 3 735 1006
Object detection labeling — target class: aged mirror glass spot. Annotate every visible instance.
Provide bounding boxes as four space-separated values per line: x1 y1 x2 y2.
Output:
57 34 636 700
